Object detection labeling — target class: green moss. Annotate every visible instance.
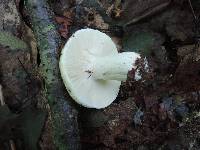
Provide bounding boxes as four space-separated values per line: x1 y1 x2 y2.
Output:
15 70 27 79
0 31 28 50
53 115 68 150
42 24 56 33
24 0 80 149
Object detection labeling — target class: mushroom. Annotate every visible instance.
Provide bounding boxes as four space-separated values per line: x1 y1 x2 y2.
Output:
59 28 141 109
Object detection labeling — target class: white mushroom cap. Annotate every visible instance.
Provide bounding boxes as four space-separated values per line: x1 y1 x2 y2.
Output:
59 29 121 109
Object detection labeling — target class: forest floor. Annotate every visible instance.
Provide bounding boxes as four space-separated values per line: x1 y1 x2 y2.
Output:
1 0 200 150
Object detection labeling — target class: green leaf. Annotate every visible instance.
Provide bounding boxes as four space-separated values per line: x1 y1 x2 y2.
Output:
122 29 164 56
0 105 18 141
0 31 28 50
0 105 16 124
18 107 47 150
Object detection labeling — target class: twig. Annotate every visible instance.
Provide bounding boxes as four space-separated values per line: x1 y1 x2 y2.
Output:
187 0 200 61
9 140 16 150
0 85 5 106
188 0 197 20
125 1 170 26
17 57 31 80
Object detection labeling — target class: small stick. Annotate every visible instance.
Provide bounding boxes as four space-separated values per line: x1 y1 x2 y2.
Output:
0 85 5 105
188 0 197 20
125 1 170 26
17 57 31 80
9 140 16 150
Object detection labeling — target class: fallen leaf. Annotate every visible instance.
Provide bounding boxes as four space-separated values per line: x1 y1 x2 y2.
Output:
18 107 47 150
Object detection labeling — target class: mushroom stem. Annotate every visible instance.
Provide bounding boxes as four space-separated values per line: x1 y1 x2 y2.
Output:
92 52 140 81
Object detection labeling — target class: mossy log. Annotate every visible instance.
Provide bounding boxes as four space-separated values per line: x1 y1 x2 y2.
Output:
24 0 80 149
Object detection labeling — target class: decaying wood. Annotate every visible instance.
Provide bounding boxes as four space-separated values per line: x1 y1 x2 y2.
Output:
24 0 80 149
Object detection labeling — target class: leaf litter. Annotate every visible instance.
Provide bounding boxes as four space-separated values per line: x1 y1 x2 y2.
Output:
1 0 200 149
